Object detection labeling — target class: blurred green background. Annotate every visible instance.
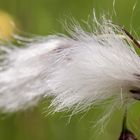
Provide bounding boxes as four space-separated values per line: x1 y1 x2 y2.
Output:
0 0 140 140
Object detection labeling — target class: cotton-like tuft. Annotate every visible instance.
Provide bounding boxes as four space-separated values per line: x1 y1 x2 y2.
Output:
0 16 140 114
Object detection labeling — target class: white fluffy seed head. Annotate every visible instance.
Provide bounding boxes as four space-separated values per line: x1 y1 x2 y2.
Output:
0 15 140 114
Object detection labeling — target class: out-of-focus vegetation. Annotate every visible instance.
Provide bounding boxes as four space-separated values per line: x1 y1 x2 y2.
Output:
0 0 140 140
0 11 15 40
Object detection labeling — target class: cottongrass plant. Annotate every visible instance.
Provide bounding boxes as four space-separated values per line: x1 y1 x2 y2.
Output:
0 14 140 139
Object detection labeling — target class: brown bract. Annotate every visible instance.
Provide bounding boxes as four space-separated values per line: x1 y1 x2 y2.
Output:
119 128 137 140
